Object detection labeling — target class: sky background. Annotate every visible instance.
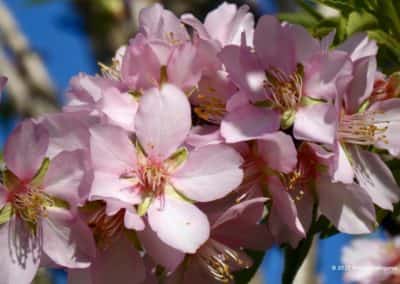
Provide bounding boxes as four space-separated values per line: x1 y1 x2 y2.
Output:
1 1 380 283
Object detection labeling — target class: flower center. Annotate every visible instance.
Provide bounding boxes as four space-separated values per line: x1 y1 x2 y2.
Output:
11 186 53 225
197 239 252 283
280 170 307 201
280 145 319 201
138 162 169 197
194 94 226 124
338 111 389 145
88 206 125 250
264 64 304 112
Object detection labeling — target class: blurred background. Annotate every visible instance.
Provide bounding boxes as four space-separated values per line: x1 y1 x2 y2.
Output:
0 0 393 283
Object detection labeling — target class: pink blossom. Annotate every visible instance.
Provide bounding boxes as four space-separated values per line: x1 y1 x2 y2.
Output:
163 198 269 283
119 4 208 93
0 120 95 284
219 16 353 143
120 33 203 92
182 2 255 48
89 84 244 253
67 204 146 284
297 33 400 211
342 237 400 284
64 74 138 132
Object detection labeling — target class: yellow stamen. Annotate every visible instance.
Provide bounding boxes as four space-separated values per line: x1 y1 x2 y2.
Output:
264 65 304 112
338 111 389 145
12 186 53 225
198 239 252 283
194 94 226 124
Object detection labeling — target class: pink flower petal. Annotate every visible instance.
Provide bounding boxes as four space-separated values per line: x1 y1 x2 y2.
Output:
43 150 86 206
172 144 243 202
221 104 280 143
69 234 146 284
139 3 189 43
303 50 353 101
267 176 305 247
167 42 202 91
39 111 96 159
317 177 376 234
219 45 265 102
345 57 376 113
337 32 378 62
138 223 185 273
285 23 320 64
148 197 210 253
121 34 161 90
350 146 400 210
135 84 191 160
211 198 271 250
180 14 210 40
4 120 49 181
90 172 141 204
42 207 96 268
370 98 400 156
101 88 138 132
124 208 145 231
103 199 145 230
90 125 137 174
203 2 254 46
257 132 297 174
294 103 337 145
332 143 355 184
254 15 296 74
0 216 40 284
185 125 223 149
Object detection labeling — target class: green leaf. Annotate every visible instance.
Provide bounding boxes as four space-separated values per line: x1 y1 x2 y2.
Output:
347 11 378 35
379 0 400 38
368 30 400 61
164 147 188 171
0 203 13 225
279 12 319 29
315 0 355 14
235 250 266 284
295 0 323 20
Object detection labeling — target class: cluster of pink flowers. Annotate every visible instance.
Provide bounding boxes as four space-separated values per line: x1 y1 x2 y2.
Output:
1 2 400 283
342 237 400 284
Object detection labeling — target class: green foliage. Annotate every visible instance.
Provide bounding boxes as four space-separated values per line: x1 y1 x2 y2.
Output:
281 0 400 73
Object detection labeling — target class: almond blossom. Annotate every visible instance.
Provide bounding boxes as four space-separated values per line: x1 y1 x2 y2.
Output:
88 83 243 254
165 198 269 283
297 33 400 211
219 15 353 143
342 237 400 284
0 120 95 284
